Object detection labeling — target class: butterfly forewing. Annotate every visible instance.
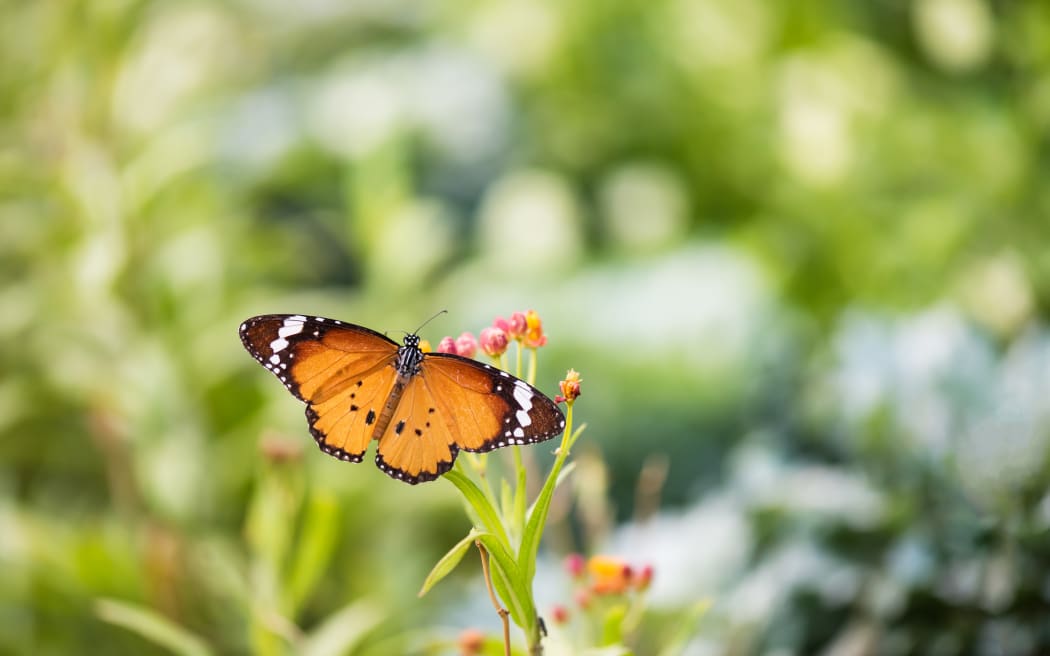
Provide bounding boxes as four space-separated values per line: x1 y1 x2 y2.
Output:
240 315 400 461
423 355 566 452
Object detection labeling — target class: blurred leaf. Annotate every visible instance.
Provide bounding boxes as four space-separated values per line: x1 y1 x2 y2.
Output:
418 529 478 598
299 601 384 656
656 599 712 656
95 598 213 656
600 604 627 646
285 489 340 615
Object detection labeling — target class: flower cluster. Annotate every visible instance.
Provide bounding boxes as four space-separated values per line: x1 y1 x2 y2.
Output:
548 554 654 628
435 309 549 360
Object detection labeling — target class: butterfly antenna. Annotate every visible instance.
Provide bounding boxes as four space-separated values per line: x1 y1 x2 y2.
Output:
411 309 448 336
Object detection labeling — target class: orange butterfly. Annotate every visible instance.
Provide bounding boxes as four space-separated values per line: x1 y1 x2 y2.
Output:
239 314 566 484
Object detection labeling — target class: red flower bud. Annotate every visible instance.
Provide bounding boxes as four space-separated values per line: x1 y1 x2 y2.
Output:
634 564 654 591
479 326 509 357
550 605 570 625
437 336 457 355
455 332 477 358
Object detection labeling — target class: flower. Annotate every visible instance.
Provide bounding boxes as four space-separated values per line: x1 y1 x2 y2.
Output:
550 605 570 625
523 309 547 347
480 326 509 357
455 332 478 358
588 555 631 595
633 564 654 591
457 628 485 655
556 369 582 404
508 311 528 341
437 336 458 354
259 435 303 464
493 315 511 334
418 339 433 353
564 552 586 578
574 588 592 609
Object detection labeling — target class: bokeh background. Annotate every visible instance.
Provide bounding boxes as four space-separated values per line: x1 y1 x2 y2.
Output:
3 0 1050 654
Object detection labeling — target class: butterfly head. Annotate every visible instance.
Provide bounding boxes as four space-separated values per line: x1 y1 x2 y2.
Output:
396 333 426 377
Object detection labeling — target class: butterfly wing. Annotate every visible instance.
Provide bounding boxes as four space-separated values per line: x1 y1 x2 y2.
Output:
239 314 399 462
374 354 566 483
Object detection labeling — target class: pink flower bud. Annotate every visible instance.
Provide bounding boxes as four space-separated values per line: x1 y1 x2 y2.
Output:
480 326 509 357
493 316 511 333
437 336 457 354
574 589 592 609
634 564 654 591
564 553 586 578
508 312 527 341
455 332 477 358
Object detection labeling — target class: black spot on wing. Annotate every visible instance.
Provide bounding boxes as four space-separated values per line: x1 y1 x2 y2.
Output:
304 405 365 463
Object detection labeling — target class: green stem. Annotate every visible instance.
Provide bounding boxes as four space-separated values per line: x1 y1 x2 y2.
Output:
526 348 536 386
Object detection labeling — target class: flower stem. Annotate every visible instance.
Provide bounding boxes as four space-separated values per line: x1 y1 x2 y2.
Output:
477 541 512 656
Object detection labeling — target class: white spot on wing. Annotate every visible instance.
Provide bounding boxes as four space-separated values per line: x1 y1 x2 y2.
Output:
516 409 532 427
513 427 525 438
269 354 280 365
513 382 534 412
271 337 289 353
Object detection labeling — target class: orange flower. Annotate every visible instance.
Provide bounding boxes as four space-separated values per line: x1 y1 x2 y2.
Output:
418 339 433 353
588 555 631 595
457 628 485 655
556 369 582 403
523 309 547 348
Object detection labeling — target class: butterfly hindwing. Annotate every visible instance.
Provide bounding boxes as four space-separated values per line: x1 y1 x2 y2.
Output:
374 374 458 483
239 314 400 461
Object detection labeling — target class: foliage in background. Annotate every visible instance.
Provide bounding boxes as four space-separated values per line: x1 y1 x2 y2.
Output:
2 0 1050 654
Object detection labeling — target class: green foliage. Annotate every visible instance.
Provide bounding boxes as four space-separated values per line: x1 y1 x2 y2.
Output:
2 0 1050 653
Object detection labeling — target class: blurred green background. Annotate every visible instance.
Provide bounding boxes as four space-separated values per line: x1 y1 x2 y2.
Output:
3 0 1050 654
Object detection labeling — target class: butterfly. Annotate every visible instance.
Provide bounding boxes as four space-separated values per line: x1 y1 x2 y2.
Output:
239 314 566 484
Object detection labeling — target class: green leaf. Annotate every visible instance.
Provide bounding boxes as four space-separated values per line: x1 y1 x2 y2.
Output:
500 478 514 532
519 452 568 587
418 529 479 597
300 601 384 656
474 533 535 631
600 604 627 646
444 468 510 547
285 489 340 615
95 598 213 656
513 454 527 542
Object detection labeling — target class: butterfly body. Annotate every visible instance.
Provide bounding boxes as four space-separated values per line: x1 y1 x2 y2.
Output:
239 314 565 484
